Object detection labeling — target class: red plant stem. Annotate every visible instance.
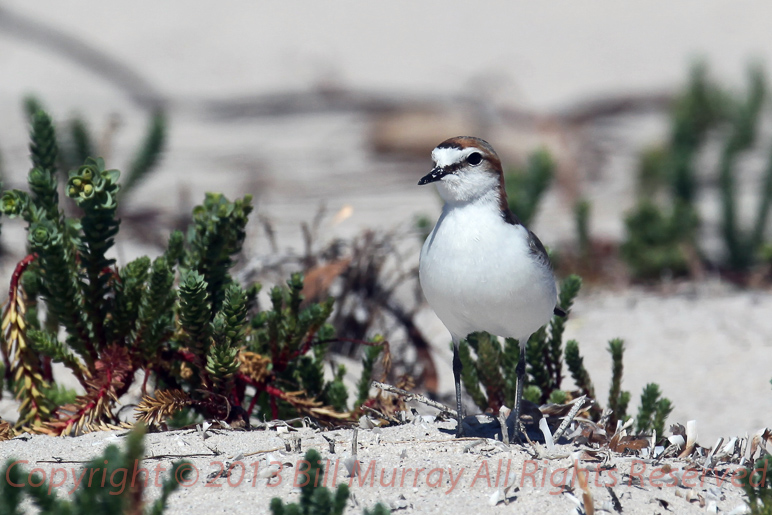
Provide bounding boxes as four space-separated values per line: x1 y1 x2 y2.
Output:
232 381 245 408
8 254 37 300
236 373 291 420
236 372 260 388
263 384 285 420
263 384 286 398
175 350 197 363
141 369 151 396
41 355 53 382
293 326 321 361
270 396 278 420
5 254 43 422
0 256 36 379
246 391 260 418
58 366 114 435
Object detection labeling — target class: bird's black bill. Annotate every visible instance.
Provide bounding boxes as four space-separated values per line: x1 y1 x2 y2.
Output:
418 167 450 185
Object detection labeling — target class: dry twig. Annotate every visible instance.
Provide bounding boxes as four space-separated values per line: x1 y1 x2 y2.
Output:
371 381 455 416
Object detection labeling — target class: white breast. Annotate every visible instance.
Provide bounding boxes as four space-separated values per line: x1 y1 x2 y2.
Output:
419 202 557 342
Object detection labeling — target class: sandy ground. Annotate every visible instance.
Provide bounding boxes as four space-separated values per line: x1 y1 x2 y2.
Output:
1 2 772 513
0 422 755 515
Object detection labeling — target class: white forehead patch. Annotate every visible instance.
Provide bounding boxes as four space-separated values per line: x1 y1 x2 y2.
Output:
432 146 480 167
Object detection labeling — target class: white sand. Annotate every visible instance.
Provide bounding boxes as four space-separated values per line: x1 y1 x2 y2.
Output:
0 422 755 514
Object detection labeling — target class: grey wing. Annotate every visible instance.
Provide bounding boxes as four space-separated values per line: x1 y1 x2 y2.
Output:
527 230 565 317
526 229 552 269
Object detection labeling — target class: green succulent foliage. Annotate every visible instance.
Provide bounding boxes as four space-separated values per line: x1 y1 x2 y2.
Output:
3 105 370 431
205 283 248 393
206 337 240 393
270 450 349 515
636 144 670 198
458 339 486 410
66 157 121 347
1 106 260 424
327 365 349 413
526 274 582 401
168 193 266 398
548 389 567 405
166 406 205 429
249 273 347 418
564 339 595 402
546 275 581 388
0 104 377 430
122 111 166 196
270 449 388 515
621 64 718 280
29 110 58 174
524 326 550 399
26 217 92 362
177 269 212 359
355 343 384 408
22 95 166 191
40 383 78 414
459 275 673 433
23 96 41 121
19 269 42 331
362 505 391 515
28 167 59 221
3 111 62 225
621 201 698 280
245 272 377 420
504 149 555 226
111 256 151 344
523 385 542 404
0 425 188 515
219 283 249 348
459 332 502 412
669 63 730 205
460 275 582 412
635 383 673 437
740 454 772 515
135 255 176 358
624 62 772 277
165 229 185 267
1 190 31 220
607 339 631 425
184 192 253 315
27 329 82 378
719 66 768 271
66 117 94 170
295 345 327 401
574 199 591 258
475 332 506 410
250 273 334 359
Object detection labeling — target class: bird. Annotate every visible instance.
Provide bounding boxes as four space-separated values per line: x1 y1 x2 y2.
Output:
418 136 564 440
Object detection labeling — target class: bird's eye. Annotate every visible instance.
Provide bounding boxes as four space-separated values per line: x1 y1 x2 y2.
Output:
466 152 482 166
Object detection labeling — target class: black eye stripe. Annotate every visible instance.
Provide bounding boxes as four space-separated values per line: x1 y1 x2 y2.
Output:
435 162 464 174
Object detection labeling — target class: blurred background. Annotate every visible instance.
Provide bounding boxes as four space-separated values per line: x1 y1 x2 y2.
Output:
1 1 771 442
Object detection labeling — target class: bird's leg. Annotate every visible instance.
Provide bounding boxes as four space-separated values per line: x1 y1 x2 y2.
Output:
452 342 465 437
511 343 527 444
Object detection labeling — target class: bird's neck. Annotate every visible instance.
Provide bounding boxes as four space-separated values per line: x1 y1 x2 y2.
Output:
443 186 507 214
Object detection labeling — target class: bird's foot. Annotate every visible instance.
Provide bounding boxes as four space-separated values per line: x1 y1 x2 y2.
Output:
508 419 525 445
509 429 523 445
456 417 466 438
